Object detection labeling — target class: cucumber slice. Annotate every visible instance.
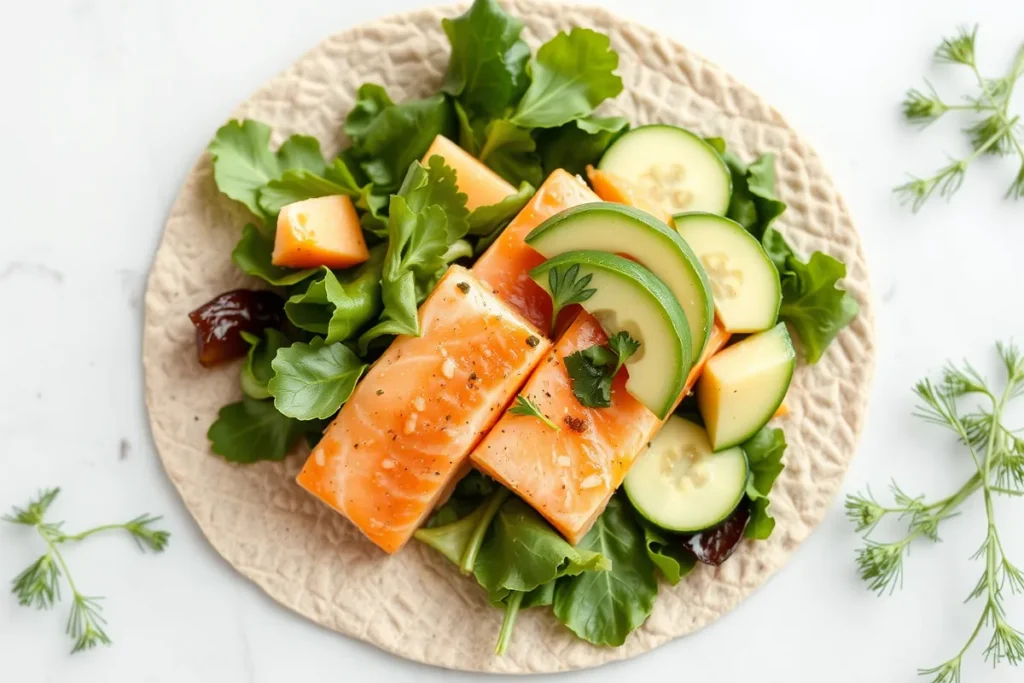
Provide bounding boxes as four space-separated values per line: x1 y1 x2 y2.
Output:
697 323 795 450
529 251 691 419
526 202 713 363
624 416 748 532
674 213 781 333
598 125 732 216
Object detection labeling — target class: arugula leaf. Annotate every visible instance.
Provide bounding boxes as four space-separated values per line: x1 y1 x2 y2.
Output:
553 495 657 646
636 517 696 585
478 119 543 187
207 397 319 463
510 28 623 129
231 223 317 286
239 329 289 400
475 497 609 604
779 251 860 363
268 338 367 420
441 0 529 118
208 121 330 221
468 181 535 254
358 159 468 350
257 158 363 216
345 90 455 192
284 245 385 343
742 426 787 540
564 332 640 408
537 115 628 177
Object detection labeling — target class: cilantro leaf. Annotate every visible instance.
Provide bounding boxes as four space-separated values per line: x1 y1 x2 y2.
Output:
564 332 640 408
538 115 628 177
345 89 455 192
239 329 289 400
268 338 367 420
742 426 787 540
207 397 319 463
231 223 316 286
477 119 543 187
283 245 385 343
510 28 623 129
553 495 657 646
358 159 469 350
779 251 860 363
441 0 529 118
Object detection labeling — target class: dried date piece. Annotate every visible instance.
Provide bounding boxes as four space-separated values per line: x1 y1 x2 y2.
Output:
681 500 751 566
188 289 284 367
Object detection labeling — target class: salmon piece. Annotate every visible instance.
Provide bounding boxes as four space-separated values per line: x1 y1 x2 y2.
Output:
472 169 599 331
296 266 550 554
422 135 516 211
273 195 369 269
471 312 659 545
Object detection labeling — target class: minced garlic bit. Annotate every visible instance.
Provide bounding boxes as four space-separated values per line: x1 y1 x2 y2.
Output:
557 456 571 467
315 450 325 467
580 474 602 490
403 413 418 435
441 357 457 379
381 458 396 470
413 396 426 412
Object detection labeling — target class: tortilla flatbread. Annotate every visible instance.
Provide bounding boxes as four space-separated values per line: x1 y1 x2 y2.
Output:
143 0 876 672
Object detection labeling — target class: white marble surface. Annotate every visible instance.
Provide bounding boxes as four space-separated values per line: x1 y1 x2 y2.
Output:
2 0 1024 680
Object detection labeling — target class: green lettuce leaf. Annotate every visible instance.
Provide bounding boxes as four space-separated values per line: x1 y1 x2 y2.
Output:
207 397 321 463
510 28 623 129
538 115 628 177
478 119 543 187
208 121 327 221
268 338 367 420
239 329 289 400
358 159 468 350
779 251 860 363
283 245 385 343
637 517 696 585
553 495 657 646
231 223 317 286
742 426 787 540
414 487 510 574
723 151 787 241
344 89 455 192
441 0 529 118
257 158 363 216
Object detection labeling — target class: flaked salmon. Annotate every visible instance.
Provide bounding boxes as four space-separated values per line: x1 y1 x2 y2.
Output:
470 312 659 545
296 265 550 553
472 169 599 331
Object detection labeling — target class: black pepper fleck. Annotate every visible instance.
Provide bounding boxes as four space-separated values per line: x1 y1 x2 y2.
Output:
469 372 479 381
563 415 588 433
526 335 540 348
376 389 384 396
456 281 471 294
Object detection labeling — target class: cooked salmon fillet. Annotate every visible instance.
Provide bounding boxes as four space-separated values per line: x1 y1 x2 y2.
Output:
470 312 659 544
472 169 599 331
296 266 550 553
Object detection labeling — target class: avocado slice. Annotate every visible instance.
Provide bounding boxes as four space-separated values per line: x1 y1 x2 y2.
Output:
525 202 713 363
530 250 691 419
697 323 795 450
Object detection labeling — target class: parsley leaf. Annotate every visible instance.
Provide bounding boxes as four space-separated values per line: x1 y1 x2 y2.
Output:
545 263 597 331
510 28 623 129
231 223 316 286
344 89 455 192
239 329 289 400
283 245 385 343
742 426 787 540
537 115 628 177
564 332 640 408
509 394 559 430
441 0 529 118
207 397 321 463
268 338 367 420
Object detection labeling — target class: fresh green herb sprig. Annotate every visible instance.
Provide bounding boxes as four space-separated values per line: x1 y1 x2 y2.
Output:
509 394 559 431
564 331 640 408
5 488 170 653
545 263 596 334
847 342 1024 682
896 26 1024 210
